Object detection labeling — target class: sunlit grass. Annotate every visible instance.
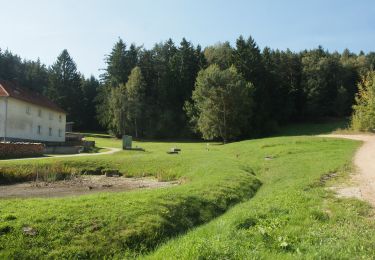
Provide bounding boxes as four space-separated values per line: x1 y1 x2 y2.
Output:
1 122 371 258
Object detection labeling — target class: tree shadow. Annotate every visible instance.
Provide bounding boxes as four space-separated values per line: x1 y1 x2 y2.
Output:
274 118 349 137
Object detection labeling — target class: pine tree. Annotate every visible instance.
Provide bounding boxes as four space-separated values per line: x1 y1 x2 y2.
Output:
102 38 129 86
81 76 101 130
234 36 274 134
233 36 264 85
48 49 83 126
204 42 233 69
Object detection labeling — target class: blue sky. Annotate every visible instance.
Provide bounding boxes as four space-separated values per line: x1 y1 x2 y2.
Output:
1 0 374 78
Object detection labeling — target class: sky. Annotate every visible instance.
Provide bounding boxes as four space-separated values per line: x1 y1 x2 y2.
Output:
1 0 374 78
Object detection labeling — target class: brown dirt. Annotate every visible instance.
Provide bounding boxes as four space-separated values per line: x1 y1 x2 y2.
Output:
320 134 375 206
0 175 177 199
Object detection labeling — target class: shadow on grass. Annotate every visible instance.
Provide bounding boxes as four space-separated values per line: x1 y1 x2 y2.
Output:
274 118 350 137
82 132 207 144
81 132 112 139
80 119 350 143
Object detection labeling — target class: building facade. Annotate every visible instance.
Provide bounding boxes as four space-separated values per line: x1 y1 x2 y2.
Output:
0 81 66 143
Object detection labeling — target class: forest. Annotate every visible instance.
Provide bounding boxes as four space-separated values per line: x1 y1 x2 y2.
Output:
1 36 374 140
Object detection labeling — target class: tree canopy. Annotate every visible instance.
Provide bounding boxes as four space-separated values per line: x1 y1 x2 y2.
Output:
1 35 374 139
186 65 254 143
351 72 375 131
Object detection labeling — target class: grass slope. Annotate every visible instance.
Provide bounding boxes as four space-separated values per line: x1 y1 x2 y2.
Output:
0 139 260 258
146 137 372 259
0 123 369 259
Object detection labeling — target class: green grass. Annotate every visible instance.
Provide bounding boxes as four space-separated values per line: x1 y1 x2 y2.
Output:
0 137 261 258
1 122 372 259
145 137 369 259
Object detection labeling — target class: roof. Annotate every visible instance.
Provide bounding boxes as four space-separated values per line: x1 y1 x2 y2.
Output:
0 80 66 114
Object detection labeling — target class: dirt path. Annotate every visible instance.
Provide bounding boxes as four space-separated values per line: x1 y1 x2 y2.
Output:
320 134 375 206
0 147 121 162
0 176 177 198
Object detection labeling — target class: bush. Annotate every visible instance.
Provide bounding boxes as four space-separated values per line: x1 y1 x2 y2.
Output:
351 72 375 131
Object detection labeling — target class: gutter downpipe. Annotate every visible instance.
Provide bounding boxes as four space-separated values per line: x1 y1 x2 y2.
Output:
4 97 8 142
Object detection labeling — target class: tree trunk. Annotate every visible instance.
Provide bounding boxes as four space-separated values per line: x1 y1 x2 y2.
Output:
134 118 138 138
222 92 227 144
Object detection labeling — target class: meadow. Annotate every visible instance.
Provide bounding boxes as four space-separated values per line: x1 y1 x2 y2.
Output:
1 123 375 259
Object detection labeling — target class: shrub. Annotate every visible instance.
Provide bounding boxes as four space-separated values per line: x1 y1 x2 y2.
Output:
351 72 375 131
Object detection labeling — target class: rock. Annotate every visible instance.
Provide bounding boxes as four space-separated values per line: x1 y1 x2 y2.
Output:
23 226 37 236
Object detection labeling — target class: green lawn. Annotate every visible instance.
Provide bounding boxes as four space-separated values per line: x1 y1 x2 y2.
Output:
0 137 261 258
1 123 373 259
146 137 371 259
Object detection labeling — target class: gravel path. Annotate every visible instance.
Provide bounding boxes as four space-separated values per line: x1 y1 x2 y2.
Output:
0 147 121 162
320 134 375 206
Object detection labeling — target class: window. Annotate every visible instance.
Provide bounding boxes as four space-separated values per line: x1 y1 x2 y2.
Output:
49 128 52 136
37 125 41 135
49 112 53 120
38 109 42 117
26 106 31 115
58 129 62 137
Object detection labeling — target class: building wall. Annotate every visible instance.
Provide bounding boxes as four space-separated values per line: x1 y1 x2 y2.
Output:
0 97 6 139
0 97 66 142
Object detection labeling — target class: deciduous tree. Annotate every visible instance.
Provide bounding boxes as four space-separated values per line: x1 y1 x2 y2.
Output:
351 72 375 131
186 65 254 143
125 67 146 137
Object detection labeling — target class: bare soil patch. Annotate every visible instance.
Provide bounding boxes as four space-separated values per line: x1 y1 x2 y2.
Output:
0 175 177 198
320 134 375 206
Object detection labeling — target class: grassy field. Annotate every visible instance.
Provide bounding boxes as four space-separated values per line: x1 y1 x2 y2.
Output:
146 138 372 259
1 122 374 259
0 137 261 258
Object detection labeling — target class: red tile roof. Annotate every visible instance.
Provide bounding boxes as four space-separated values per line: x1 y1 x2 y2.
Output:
0 80 66 113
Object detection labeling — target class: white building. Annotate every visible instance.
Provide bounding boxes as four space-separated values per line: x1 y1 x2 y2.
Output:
0 80 67 143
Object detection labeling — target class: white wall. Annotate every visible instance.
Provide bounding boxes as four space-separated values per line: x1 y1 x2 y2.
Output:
0 97 6 139
1 97 66 142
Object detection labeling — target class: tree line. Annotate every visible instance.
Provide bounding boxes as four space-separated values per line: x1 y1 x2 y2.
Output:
1 36 375 141
99 36 375 141
0 49 100 130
